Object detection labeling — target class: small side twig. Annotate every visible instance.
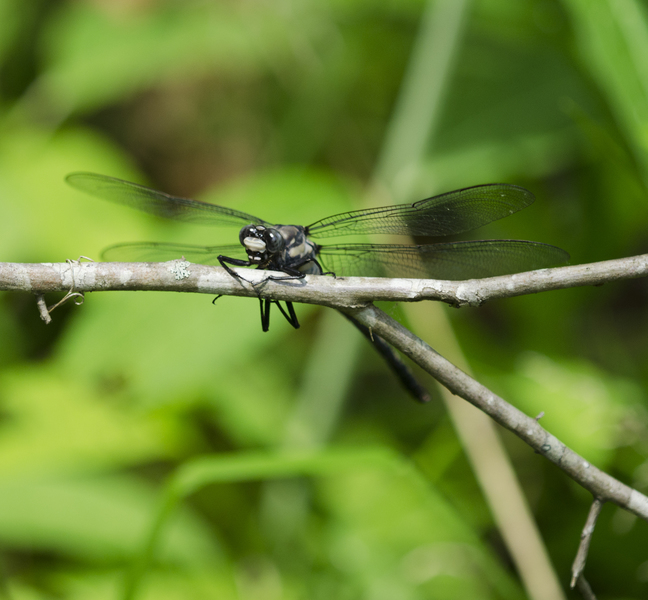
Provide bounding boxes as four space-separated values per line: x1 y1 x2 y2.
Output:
571 498 604 591
34 257 91 322
35 294 51 324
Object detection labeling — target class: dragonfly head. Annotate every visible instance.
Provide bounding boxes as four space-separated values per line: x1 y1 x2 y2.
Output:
239 225 285 263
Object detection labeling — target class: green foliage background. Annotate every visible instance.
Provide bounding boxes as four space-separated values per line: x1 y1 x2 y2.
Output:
0 0 647 598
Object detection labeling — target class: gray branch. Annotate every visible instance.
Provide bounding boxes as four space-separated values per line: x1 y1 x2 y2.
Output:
341 304 648 522
2 255 648 523
1 253 647 307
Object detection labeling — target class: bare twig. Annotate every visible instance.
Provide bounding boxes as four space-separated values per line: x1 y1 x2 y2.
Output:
571 498 604 590
35 294 51 324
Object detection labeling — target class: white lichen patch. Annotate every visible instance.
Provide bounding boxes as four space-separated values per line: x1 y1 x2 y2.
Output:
119 268 134 285
168 260 191 280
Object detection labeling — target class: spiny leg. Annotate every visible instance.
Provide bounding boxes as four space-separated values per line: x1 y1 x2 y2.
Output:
218 255 254 285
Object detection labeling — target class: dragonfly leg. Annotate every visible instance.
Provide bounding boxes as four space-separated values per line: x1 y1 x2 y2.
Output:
259 298 300 332
262 258 335 281
262 266 306 282
273 300 300 329
260 298 271 332
341 312 431 403
218 255 254 285
259 298 299 331
310 258 336 278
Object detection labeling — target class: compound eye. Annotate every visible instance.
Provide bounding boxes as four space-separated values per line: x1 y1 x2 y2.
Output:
265 230 284 253
239 225 256 244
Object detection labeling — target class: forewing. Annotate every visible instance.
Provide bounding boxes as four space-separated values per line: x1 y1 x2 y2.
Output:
307 184 535 238
67 172 268 227
318 240 569 279
101 242 247 264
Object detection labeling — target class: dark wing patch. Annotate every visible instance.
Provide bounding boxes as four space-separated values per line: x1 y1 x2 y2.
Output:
317 240 569 279
307 184 534 238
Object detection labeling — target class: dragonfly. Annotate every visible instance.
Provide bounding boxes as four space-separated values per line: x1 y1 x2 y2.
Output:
67 172 568 401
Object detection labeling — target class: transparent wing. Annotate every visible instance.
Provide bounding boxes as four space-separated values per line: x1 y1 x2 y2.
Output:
101 242 247 264
318 240 569 279
307 184 535 238
67 172 268 227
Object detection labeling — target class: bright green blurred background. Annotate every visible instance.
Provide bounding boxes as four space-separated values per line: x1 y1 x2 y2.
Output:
1 0 648 598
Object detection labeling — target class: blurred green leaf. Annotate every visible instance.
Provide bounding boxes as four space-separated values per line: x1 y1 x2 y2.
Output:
563 0 648 179
0 0 24 68
30 2 271 117
503 352 644 467
0 365 172 476
128 448 523 600
0 126 142 263
320 465 523 600
8 568 238 600
424 130 576 191
0 474 222 565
